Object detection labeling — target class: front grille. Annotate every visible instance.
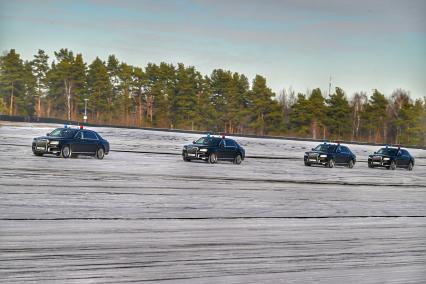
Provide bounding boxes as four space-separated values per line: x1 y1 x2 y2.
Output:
34 139 48 151
36 139 47 147
308 153 318 161
187 147 198 154
372 156 382 162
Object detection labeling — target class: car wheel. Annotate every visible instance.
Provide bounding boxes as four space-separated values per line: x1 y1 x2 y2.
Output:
327 159 335 168
208 153 217 164
390 160 396 170
233 154 242 165
368 161 374 168
96 147 105 160
407 162 413 171
61 145 71 158
33 152 43 156
304 161 311 166
347 159 354 169
183 156 191 162
182 152 191 162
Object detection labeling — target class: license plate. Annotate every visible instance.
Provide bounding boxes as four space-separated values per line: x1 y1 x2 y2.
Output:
309 158 316 161
188 153 196 157
37 146 45 150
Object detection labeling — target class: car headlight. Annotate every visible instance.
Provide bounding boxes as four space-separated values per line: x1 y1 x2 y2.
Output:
320 154 327 158
199 148 208 152
383 157 390 161
49 140 59 145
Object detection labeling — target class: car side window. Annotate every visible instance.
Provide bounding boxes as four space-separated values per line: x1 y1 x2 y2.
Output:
402 150 409 157
219 140 225 147
83 131 98 140
75 131 83 139
342 146 350 154
225 139 236 147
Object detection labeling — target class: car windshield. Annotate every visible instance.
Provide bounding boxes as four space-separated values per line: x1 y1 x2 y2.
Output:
194 137 221 146
377 148 398 156
314 144 337 153
49 128 78 138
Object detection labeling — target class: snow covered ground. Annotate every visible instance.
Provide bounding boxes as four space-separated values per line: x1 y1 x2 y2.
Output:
0 122 425 283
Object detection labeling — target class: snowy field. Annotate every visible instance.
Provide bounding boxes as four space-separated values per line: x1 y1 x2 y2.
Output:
0 122 425 283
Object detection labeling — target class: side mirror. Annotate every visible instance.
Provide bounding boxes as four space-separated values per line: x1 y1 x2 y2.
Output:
46 133 50 136
192 140 196 144
374 152 377 154
311 148 315 151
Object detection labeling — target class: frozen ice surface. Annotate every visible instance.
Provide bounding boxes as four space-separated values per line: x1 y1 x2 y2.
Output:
0 122 425 283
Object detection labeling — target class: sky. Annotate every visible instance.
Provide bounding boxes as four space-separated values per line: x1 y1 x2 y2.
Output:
0 0 425 99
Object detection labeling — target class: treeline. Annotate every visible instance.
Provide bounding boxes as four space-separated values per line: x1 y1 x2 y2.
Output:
0 48 425 146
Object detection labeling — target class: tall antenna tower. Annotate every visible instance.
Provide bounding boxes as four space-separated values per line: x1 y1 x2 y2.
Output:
328 76 332 96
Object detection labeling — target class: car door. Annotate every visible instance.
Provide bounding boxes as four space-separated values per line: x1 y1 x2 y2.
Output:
224 139 237 159
335 146 346 164
72 131 85 153
82 131 99 153
217 139 227 159
398 150 409 167
341 146 351 163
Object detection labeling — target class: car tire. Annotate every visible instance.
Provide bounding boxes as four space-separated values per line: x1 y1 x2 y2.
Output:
61 145 71 158
208 153 217 164
96 147 105 160
407 162 413 171
304 161 311 166
327 159 335 168
390 160 396 170
33 152 43 156
368 161 374 168
233 154 242 165
347 159 354 169
182 152 191 162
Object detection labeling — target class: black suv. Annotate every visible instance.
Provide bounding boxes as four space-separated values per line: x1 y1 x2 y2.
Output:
304 143 356 168
368 147 414 171
32 126 110 159
182 136 245 164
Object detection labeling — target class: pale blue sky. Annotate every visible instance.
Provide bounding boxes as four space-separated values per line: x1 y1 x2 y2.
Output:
1 0 425 98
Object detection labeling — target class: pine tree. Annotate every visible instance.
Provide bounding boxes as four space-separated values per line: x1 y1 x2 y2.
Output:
131 67 146 127
21 60 37 116
0 49 25 115
308 88 326 139
31 49 49 117
87 57 112 122
249 75 280 135
325 87 351 140
361 89 388 143
47 49 87 121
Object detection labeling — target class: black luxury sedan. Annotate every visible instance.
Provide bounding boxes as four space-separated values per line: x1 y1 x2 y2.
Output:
32 126 109 159
304 142 356 168
182 135 245 164
368 146 414 170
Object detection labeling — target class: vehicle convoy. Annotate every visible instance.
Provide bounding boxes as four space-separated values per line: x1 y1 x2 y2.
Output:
304 142 356 168
32 126 109 159
368 146 414 171
182 135 245 164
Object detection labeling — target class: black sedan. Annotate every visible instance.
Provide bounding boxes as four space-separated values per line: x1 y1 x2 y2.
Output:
304 143 356 168
182 135 245 164
368 147 414 171
32 126 109 159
